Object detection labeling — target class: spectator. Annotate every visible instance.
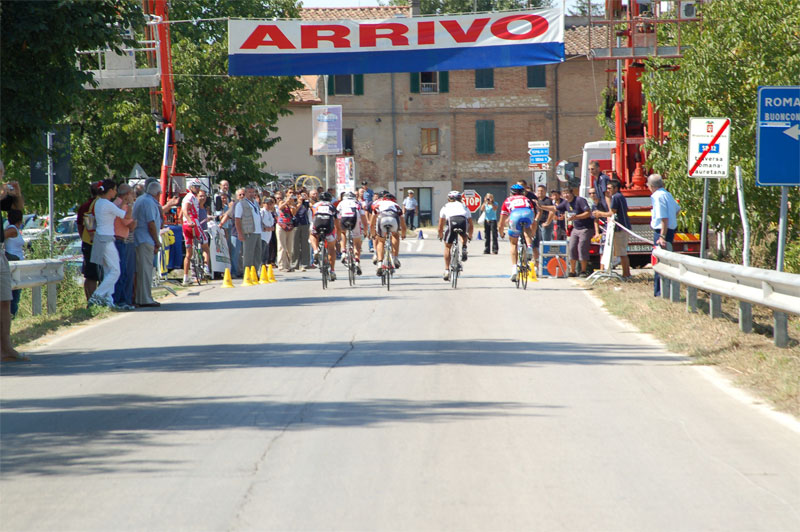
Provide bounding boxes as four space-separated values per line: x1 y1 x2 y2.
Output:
213 179 231 212
594 179 632 278
535 185 555 242
229 188 245 277
133 180 163 307
77 181 102 301
292 189 311 271
276 192 298 271
648 173 680 296
4 209 25 317
260 197 276 267
589 161 610 211
549 189 567 240
403 190 418 231
1 160 27 362
112 183 138 309
235 184 263 273
479 193 498 254
265 198 278 266
557 187 595 277
216 192 235 273
89 180 129 309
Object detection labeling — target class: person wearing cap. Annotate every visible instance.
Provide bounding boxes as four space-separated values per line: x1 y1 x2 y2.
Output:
181 178 205 285
437 191 473 281
402 190 418 231
76 181 103 301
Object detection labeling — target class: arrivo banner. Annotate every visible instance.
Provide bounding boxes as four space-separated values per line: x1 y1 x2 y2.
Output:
228 9 564 76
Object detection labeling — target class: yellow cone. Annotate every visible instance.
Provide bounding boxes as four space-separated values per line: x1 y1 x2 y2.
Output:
242 266 254 286
528 266 539 282
222 268 235 288
259 265 270 284
248 266 258 286
267 264 277 283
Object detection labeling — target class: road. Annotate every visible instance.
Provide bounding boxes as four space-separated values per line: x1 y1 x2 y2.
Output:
2 237 799 531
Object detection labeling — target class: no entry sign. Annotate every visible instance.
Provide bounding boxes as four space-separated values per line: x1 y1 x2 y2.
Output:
688 117 731 178
462 189 481 213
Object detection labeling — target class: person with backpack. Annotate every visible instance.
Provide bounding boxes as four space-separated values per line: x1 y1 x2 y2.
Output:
76 181 102 302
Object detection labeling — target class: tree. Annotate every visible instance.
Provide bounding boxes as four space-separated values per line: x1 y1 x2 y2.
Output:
641 0 800 269
567 0 603 16
386 0 553 13
0 0 141 155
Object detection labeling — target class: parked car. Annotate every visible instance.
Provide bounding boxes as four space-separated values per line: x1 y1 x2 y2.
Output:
54 215 79 244
20 214 47 243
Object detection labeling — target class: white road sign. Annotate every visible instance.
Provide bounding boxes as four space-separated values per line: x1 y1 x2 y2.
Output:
688 117 731 178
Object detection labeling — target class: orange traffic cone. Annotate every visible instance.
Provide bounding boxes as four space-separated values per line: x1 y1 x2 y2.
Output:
222 268 235 288
267 264 277 283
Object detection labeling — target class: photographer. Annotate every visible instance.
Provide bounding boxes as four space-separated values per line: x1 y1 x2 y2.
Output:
1 160 28 362
291 188 312 272
276 192 298 271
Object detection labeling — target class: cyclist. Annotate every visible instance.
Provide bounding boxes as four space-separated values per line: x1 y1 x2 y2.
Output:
309 191 340 281
370 191 406 276
498 183 538 282
181 179 207 286
337 191 369 275
437 191 473 281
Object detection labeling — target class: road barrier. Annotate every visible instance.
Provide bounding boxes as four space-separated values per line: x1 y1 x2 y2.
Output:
652 247 800 347
9 259 66 315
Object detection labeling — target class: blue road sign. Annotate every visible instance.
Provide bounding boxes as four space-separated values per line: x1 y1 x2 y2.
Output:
756 86 800 186
528 148 549 156
529 156 551 164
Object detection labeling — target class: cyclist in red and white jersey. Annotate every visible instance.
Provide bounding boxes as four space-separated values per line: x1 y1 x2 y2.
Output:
498 183 538 282
370 192 406 276
181 179 206 286
338 191 369 275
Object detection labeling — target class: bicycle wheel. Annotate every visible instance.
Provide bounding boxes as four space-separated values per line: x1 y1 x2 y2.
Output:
320 244 329 290
516 243 524 289
451 251 459 289
347 232 356 286
384 239 392 292
192 246 203 286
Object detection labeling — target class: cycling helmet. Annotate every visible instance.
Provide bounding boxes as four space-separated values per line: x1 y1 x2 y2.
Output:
448 190 462 201
385 193 396 201
510 183 525 194
345 191 356 200
320 192 333 202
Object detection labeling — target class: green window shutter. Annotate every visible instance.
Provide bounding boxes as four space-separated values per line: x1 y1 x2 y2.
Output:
410 72 420 93
439 71 449 93
476 120 495 154
354 74 364 95
527 65 546 88
327 76 335 96
487 120 494 153
475 68 493 89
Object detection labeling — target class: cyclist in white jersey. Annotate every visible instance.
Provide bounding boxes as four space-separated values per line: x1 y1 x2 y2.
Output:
437 191 473 281
370 192 406 276
337 191 369 275
310 192 340 281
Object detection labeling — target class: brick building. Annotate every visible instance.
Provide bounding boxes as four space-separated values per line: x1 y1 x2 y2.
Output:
259 7 610 223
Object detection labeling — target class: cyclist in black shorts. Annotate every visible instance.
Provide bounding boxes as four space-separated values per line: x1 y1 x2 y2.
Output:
437 190 473 281
310 192 340 281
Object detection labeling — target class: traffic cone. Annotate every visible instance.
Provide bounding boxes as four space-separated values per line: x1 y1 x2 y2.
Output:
222 268 235 288
477 231 482 240
528 266 539 282
259 265 269 284
249 266 258 285
418 230 424 239
242 266 254 286
267 264 277 283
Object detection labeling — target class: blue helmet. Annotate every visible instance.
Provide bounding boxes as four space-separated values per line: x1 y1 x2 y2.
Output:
510 183 525 194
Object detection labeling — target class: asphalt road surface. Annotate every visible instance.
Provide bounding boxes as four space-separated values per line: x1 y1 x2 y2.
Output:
2 237 799 531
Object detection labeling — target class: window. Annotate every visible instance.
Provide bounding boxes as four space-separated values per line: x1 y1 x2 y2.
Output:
410 72 449 94
421 128 439 155
475 68 494 89
343 128 354 154
328 74 364 95
476 120 494 154
527 65 546 88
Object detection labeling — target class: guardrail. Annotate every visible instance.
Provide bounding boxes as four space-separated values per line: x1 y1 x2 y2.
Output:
9 259 66 315
653 248 800 347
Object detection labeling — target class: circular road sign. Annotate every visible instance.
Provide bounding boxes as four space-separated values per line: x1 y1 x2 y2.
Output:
462 189 481 213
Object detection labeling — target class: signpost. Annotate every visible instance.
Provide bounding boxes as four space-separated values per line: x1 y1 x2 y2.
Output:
756 86 799 274
528 141 551 171
462 189 481 214
688 117 731 258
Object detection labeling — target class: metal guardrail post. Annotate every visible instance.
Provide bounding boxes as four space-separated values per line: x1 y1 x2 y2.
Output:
47 282 58 314
661 278 670 300
687 287 698 313
774 312 788 348
670 280 681 303
739 302 752 334
31 286 43 316
710 294 722 319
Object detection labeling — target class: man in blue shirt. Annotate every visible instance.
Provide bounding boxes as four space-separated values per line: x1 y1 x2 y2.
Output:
648 173 680 296
133 180 163 307
589 161 610 211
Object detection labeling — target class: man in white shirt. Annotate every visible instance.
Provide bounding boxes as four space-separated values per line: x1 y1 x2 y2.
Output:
235 184 265 274
648 173 680 296
437 191 473 281
402 190 418 231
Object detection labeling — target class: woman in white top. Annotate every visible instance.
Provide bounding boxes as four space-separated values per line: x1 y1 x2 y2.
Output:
89 180 128 308
260 197 276 267
4 209 25 316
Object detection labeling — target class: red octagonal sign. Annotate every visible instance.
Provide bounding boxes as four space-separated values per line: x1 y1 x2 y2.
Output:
462 189 481 213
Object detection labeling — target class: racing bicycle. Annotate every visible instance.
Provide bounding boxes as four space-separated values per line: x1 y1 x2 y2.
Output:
379 223 395 291
448 228 466 289
515 221 532 290
317 236 330 289
343 228 357 286
190 232 209 286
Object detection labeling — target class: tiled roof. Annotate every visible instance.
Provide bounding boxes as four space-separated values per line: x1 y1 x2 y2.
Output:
564 24 610 56
300 6 412 21
290 75 322 105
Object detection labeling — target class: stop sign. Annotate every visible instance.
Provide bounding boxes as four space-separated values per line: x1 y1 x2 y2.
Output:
462 189 481 213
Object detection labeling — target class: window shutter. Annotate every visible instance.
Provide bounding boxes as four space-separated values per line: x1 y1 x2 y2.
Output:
354 74 364 95
527 65 546 88
487 120 495 153
327 76 335 96
476 121 484 153
476 120 495 154
475 68 493 89
439 71 449 93
410 72 420 93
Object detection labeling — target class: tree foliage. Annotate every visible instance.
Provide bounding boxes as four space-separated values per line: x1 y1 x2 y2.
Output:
1 0 300 217
641 0 800 269
567 0 602 16
386 0 552 14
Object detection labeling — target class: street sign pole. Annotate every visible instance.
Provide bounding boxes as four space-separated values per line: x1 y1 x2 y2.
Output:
699 177 709 259
777 186 788 272
46 131 55 257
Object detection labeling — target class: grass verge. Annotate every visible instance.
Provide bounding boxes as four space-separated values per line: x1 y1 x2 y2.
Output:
588 275 800 417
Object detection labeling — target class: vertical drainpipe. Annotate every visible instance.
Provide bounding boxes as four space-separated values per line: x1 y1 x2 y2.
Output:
391 73 398 195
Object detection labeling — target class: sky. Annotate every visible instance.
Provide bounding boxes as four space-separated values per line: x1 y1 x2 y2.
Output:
299 0 583 11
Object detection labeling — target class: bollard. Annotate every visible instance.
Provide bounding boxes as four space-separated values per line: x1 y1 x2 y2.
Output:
774 312 788 348
710 293 722 319
686 287 697 313
222 268 235 288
